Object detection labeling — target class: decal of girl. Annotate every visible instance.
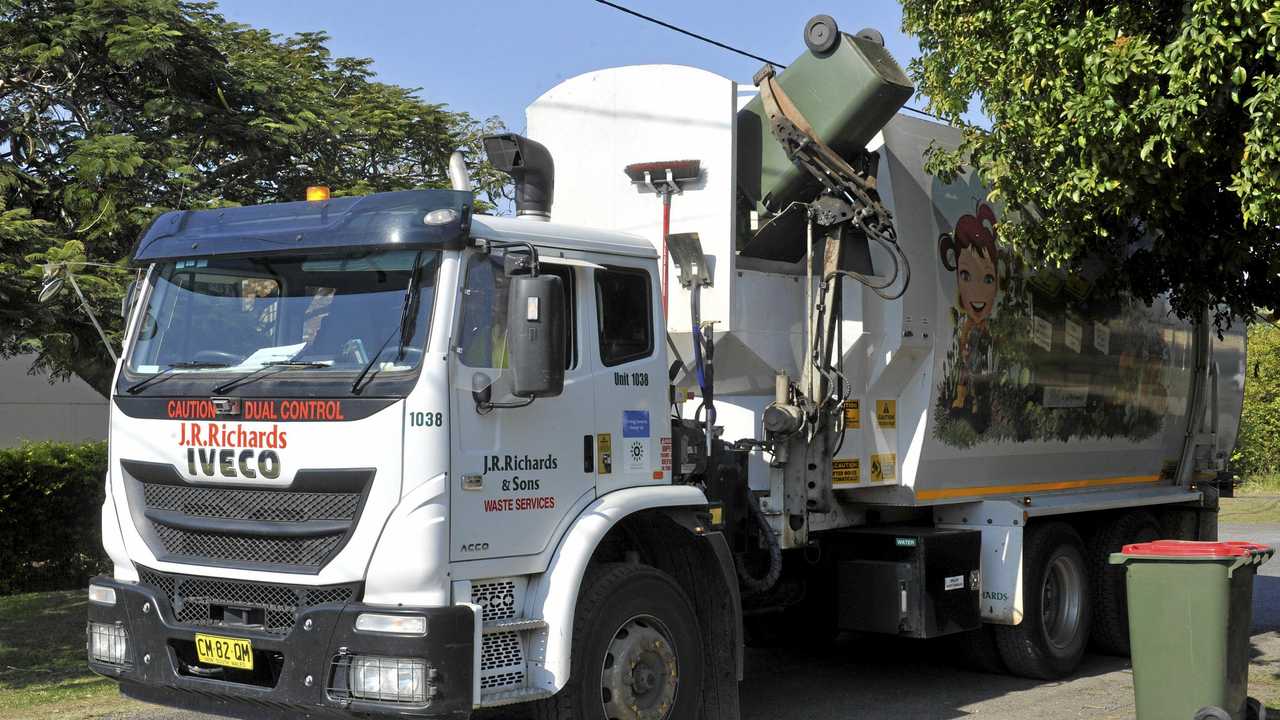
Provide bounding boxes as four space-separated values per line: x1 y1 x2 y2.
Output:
939 203 1000 424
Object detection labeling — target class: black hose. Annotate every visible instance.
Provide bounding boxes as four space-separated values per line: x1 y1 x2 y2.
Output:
735 498 783 595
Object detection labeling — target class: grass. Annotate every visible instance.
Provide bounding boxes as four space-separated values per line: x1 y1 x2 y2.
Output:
0 591 144 720
1220 474 1280 525
1251 657 1280 714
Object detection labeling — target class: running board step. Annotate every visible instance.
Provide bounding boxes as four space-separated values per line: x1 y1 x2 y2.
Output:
482 617 548 634
479 687 555 707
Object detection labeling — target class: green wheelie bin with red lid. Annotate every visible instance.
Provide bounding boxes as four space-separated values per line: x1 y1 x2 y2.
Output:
1111 540 1273 719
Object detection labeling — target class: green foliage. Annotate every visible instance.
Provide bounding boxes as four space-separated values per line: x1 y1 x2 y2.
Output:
0 442 109 595
0 0 509 395
1233 322 1280 476
901 0 1280 327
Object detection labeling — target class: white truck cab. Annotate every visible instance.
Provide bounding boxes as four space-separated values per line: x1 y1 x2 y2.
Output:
89 184 735 718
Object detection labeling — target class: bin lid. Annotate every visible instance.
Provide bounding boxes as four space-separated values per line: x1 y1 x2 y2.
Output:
1121 540 1271 558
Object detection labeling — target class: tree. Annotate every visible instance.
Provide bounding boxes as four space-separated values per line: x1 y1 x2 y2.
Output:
901 0 1280 326
0 0 509 396
1234 321 1280 477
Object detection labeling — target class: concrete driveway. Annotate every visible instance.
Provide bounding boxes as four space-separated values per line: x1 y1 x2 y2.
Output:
106 522 1280 720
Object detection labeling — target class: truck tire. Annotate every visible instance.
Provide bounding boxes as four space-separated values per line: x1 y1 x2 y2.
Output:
536 563 703 720
1089 510 1161 656
951 624 1007 674
994 521 1092 679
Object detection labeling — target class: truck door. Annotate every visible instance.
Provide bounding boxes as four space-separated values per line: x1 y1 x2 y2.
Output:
449 250 595 562
590 261 669 496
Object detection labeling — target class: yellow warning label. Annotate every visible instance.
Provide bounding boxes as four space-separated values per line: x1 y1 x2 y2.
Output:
832 458 860 486
842 400 861 429
875 400 896 428
870 453 897 482
597 433 612 475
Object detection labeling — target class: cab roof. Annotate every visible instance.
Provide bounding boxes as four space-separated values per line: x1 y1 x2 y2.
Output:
130 189 473 264
470 214 657 259
127 188 656 265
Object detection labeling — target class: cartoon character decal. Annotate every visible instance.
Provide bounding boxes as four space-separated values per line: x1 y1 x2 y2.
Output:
938 203 1000 431
930 196 1174 449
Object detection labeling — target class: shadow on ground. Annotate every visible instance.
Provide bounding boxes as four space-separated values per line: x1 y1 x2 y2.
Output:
0 591 96 691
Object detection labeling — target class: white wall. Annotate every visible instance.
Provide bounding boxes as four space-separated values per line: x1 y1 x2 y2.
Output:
0 354 106 447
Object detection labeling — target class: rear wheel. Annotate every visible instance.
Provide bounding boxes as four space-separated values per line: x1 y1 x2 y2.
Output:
535 563 703 720
995 522 1091 679
1089 510 1161 656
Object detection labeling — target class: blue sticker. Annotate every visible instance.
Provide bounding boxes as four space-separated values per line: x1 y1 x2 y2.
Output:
622 410 650 438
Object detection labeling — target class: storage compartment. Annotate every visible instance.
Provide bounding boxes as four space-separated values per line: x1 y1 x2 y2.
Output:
833 527 980 638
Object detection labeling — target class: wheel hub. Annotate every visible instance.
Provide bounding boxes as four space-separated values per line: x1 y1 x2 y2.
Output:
600 614 679 720
1040 553 1083 650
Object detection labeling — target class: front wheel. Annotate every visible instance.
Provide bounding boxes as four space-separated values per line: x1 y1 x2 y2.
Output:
536 563 703 720
995 521 1092 680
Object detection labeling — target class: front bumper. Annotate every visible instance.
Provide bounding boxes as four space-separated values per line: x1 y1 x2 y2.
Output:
87 575 474 719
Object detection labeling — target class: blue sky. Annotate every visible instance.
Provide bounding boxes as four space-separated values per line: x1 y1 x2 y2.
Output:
214 1 921 132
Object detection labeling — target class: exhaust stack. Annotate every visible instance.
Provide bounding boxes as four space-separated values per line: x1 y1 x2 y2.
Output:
447 150 471 192
483 133 555 221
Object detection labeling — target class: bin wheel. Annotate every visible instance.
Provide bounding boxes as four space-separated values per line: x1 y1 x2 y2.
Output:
1195 707 1232 720
535 563 703 720
994 521 1092 679
1089 510 1162 656
804 15 840 55
1248 696 1268 720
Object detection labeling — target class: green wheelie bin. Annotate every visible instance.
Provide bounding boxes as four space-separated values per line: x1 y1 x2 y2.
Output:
1111 540 1274 720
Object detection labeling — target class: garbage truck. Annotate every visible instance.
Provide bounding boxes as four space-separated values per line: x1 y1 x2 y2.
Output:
82 14 1245 720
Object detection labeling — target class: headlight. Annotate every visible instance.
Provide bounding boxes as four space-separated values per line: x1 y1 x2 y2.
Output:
348 655 427 704
88 584 117 606
354 613 427 636
88 622 130 665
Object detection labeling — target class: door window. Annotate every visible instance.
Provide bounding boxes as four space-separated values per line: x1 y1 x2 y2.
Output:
458 253 576 369
595 267 653 367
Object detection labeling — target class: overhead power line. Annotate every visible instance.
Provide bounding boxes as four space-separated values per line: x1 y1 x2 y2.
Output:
591 0 788 68
592 0 947 123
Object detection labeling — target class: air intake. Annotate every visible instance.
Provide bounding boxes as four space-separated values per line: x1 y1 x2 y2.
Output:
482 133 554 221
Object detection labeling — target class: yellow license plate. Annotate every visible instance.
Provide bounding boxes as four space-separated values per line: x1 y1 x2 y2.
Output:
194 633 254 670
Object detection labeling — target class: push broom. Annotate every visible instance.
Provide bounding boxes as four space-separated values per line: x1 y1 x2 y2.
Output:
623 160 701 317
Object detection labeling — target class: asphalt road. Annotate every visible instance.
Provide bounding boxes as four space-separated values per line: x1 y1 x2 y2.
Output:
103 522 1280 720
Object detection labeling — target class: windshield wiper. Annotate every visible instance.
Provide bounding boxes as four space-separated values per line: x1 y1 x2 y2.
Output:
211 360 331 395
126 361 231 394
352 252 424 395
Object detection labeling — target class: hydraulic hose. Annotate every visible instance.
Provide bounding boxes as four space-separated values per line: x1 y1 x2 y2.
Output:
735 497 783 595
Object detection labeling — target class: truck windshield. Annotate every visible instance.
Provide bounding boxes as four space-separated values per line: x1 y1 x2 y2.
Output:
127 250 439 379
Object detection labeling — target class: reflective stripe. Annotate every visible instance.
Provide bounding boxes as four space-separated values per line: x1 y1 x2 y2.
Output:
915 474 1162 501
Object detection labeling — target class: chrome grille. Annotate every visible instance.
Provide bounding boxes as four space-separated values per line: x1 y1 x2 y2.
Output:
143 484 360 522
152 524 342 568
121 462 373 573
139 568 357 636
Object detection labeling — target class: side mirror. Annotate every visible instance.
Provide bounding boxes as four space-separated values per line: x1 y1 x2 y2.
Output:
506 273 565 398
38 275 65 304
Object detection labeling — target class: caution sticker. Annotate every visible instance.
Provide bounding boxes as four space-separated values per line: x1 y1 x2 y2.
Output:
660 437 672 473
597 433 612 475
832 458 860 486
875 400 896 428
842 400 861 429
870 453 897 482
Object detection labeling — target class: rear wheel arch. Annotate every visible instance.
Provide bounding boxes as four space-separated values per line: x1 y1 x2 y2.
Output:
995 519 1092 679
